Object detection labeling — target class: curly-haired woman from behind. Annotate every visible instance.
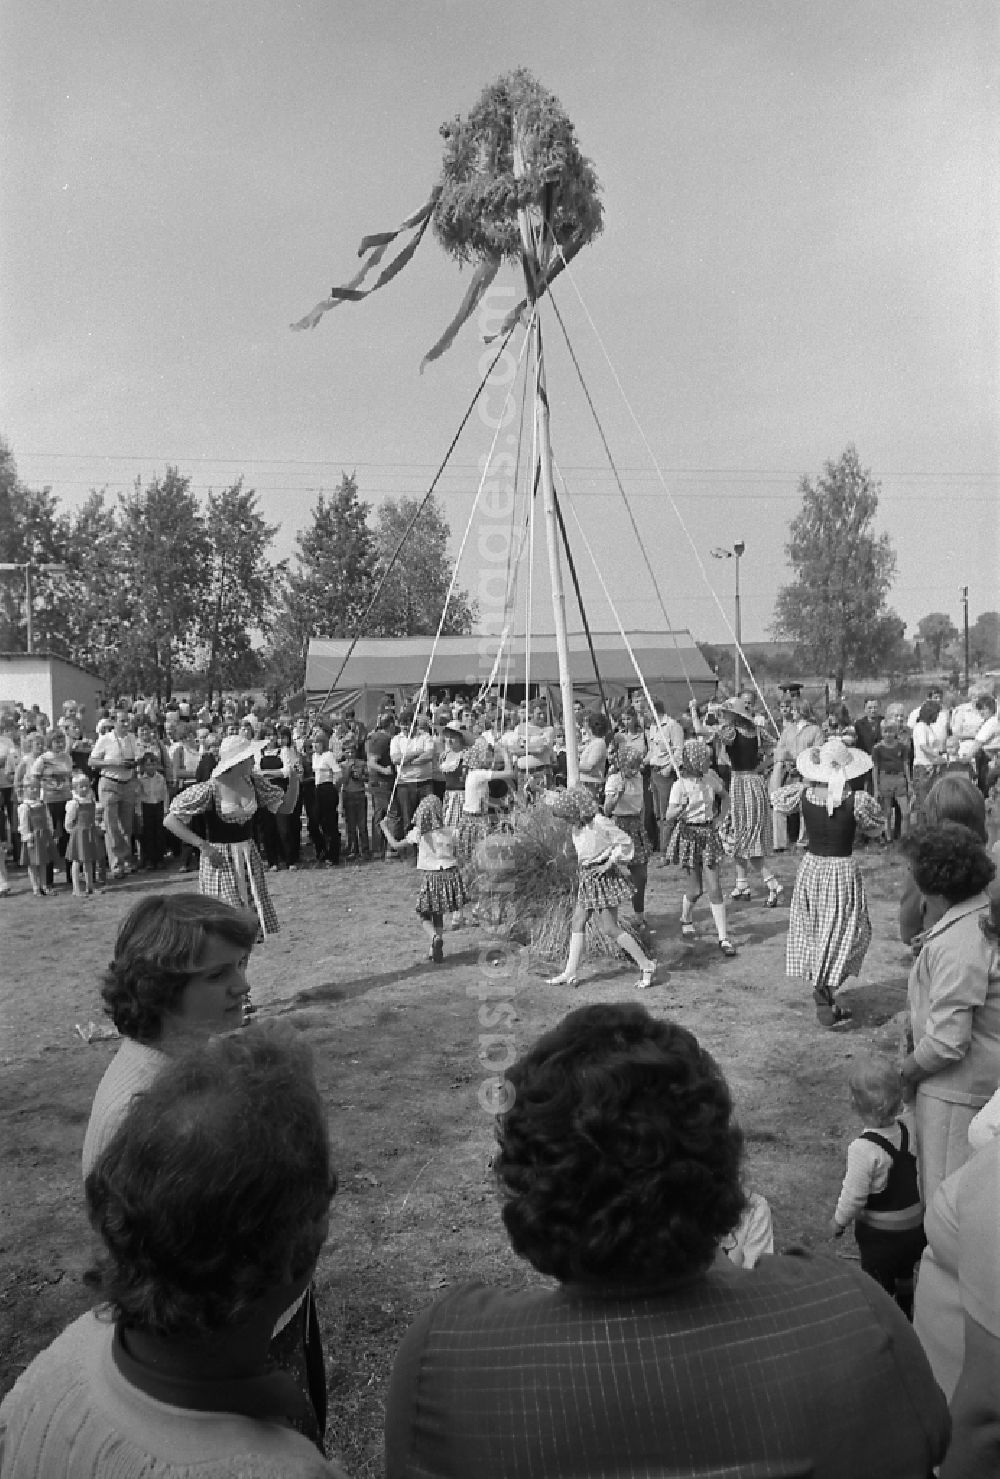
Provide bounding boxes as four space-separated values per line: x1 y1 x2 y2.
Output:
384 1002 948 1479
1 1026 347 1478
81 893 258 1179
900 822 1000 1204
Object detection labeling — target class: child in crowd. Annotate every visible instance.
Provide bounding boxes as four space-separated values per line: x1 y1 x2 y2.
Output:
545 784 657 990
382 794 468 962
137 753 169 869
872 717 912 842
18 773 57 897
65 771 102 896
663 738 737 956
830 1057 925 1318
604 744 652 942
341 758 370 861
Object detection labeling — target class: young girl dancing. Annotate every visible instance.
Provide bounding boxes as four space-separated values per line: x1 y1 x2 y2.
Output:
603 744 652 942
546 784 657 990
65 771 102 896
383 794 468 963
664 738 737 956
18 773 57 897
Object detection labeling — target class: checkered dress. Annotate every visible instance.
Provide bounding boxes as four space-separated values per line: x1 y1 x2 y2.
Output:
169 776 284 939
416 867 469 919
719 772 770 858
666 820 724 871
785 791 879 993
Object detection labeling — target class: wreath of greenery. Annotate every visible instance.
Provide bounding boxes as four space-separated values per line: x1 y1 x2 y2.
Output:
433 68 603 266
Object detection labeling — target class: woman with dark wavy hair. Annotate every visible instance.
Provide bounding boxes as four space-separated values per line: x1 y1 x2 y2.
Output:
900 822 1000 1204
385 1002 948 1479
82 893 258 1179
1 1027 346 1477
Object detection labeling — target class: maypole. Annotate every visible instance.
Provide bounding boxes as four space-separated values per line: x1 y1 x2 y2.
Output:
292 68 603 773
513 133 578 782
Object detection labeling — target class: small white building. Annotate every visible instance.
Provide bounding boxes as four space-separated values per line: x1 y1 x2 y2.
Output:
0 652 104 726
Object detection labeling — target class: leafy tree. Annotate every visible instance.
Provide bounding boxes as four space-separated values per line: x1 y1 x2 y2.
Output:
970 611 1000 669
771 446 900 696
114 469 211 700
199 480 281 704
0 439 73 653
916 612 960 667
370 494 476 637
263 473 377 699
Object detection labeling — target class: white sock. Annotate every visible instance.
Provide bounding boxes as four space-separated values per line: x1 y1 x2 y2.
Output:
710 902 728 941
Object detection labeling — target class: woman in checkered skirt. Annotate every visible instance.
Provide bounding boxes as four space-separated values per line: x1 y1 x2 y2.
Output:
714 695 783 909
164 736 300 942
786 738 884 1027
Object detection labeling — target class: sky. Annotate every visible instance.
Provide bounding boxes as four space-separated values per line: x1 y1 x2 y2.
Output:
1 0 997 658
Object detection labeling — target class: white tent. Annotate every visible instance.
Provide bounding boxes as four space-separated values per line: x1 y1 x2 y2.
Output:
305 630 717 724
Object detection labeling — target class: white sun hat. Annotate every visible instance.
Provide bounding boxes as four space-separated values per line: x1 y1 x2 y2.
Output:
211 735 265 780
796 737 872 812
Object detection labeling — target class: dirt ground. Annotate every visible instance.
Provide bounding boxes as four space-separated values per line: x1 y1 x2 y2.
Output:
0 843 915 1476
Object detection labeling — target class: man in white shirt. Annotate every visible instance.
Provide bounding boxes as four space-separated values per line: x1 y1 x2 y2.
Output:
88 712 139 876
389 709 436 836
645 700 684 858
907 686 950 748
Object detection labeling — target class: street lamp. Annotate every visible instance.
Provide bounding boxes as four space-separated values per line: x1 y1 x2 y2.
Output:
0 561 68 654
711 542 745 691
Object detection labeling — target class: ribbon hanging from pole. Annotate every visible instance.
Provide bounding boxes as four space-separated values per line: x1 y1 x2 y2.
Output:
290 186 442 332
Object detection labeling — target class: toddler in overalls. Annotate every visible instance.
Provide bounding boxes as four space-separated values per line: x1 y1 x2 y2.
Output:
830 1057 925 1318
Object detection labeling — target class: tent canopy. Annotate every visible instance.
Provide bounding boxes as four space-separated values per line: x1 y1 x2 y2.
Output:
305 631 717 723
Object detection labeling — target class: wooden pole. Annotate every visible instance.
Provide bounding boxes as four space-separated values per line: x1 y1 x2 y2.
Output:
533 323 579 785
514 129 578 785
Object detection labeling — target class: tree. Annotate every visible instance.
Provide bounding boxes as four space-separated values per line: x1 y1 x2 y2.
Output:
0 439 73 653
199 480 281 704
916 612 960 668
263 473 377 699
970 611 1000 669
114 469 211 700
370 494 476 637
771 446 900 695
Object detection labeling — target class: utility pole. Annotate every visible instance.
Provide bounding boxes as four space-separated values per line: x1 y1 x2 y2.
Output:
961 586 970 689
0 561 68 654
711 543 745 692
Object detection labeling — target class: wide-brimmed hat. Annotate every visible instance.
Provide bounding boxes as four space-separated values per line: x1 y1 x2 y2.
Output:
443 720 471 747
797 737 872 812
714 695 757 736
212 735 264 779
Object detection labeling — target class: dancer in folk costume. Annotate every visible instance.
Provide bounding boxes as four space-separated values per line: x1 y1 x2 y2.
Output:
604 743 653 943
163 735 300 943
546 785 657 990
383 794 469 963
455 738 513 868
715 695 783 908
18 773 58 897
786 738 884 1028
439 722 470 829
664 738 738 957
65 771 103 896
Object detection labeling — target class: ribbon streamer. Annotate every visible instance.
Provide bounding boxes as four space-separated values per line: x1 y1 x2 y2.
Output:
420 256 501 372
483 233 586 344
291 186 441 331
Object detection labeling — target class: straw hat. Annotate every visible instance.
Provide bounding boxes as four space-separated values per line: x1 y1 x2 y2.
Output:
212 735 264 780
797 737 872 813
713 695 757 737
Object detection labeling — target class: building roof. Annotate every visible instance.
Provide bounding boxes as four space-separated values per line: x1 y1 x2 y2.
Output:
0 650 104 679
306 630 716 693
